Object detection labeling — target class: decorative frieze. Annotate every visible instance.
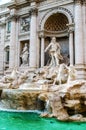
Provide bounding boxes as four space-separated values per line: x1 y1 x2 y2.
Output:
20 17 30 32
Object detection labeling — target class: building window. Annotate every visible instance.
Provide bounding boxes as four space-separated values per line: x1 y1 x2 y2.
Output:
7 21 11 33
20 17 30 32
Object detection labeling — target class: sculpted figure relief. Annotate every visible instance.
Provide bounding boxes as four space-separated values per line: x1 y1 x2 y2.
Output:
45 37 63 66
67 65 77 83
53 63 68 85
20 43 29 66
0 67 28 89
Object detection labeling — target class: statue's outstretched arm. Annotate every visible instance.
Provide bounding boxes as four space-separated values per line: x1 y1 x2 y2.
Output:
44 43 51 52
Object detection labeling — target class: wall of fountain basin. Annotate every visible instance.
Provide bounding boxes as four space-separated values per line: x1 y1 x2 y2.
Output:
0 89 46 111
0 80 86 122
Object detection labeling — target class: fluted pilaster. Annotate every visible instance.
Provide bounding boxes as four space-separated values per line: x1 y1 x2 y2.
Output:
68 23 74 65
8 14 19 69
74 0 86 79
0 22 5 73
40 33 45 67
75 0 84 65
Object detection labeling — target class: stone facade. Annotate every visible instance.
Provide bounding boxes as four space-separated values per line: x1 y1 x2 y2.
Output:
0 0 86 79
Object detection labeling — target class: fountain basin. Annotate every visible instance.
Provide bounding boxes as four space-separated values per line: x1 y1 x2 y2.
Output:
0 111 86 130
0 80 86 122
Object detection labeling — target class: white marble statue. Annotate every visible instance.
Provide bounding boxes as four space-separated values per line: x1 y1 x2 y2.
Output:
45 37 63 66
67 65 77 83
53 63 68 85
20 43 29 65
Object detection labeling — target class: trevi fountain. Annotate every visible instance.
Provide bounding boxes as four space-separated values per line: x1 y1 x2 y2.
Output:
0 37 86 130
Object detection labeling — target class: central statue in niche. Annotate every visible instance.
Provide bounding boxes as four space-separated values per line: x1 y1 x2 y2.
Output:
20 43 29 66
45 37 63 66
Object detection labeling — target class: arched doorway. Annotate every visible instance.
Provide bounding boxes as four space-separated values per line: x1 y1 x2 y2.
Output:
43 13 69 66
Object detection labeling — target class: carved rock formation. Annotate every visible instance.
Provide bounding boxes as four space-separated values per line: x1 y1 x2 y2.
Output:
42 80 86 121
0 65 86 122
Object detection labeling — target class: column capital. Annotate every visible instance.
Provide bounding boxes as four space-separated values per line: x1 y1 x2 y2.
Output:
0 21 6 26
38 31 45 38
29 8 38 16
67 23 75 33
75 0 85 5
0 17 6 26
6 14 19 21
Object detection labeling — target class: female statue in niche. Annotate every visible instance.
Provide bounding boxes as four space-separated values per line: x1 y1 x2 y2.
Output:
20 43 29 66
45 37 63 66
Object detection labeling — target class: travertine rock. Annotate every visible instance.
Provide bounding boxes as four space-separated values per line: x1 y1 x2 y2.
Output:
0 65 86 122
0 90 42 110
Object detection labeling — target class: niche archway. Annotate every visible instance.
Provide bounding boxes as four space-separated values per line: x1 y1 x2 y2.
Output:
44 13 69 65
4 45 10 69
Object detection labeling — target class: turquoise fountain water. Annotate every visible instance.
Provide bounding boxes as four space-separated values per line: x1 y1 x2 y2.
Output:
0 111 86 130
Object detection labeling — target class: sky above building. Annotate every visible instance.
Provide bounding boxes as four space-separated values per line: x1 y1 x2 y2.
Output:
0 0 11 5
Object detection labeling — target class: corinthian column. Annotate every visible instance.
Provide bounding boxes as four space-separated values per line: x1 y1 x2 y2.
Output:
82 1 86 64
75 0 84 65
41 35 45 67
68 23 74 65
75 0 86 79
29 8 37 68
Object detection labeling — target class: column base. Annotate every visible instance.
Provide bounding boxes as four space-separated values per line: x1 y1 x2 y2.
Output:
75 64 86 80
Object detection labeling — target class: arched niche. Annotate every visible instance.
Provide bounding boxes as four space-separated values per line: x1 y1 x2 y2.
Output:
4 45 10 69
40 7 73 31
39 8 74 67
44 13 69 65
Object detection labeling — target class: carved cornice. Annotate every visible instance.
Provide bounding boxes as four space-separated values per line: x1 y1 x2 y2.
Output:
7 1 31 10
29 8 38 15
75 0 86 5
38 29 68 38
7 1 17 9
26 0 44 3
